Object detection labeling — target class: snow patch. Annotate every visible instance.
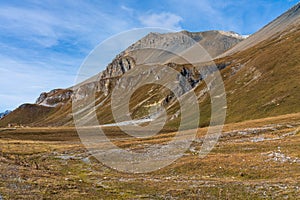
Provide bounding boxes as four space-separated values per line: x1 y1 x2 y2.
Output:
218 31 246 40
39 102 59 107
101 118 154 127
263 151 300 163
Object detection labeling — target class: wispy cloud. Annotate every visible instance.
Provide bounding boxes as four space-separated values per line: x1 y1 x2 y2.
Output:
0 6 59 47
139 12 183 30
0 2 132 49
0 55 77 110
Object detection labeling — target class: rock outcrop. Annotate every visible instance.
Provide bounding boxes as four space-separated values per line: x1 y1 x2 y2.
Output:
36 89 73 107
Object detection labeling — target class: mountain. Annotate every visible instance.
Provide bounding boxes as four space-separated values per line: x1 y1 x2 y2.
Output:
0 30 244 127
122 30 244 65
0 110 11 119
1 3 300 128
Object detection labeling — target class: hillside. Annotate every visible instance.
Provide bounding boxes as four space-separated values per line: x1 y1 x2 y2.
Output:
0 30 243 127
187 23 300 125
1 3 300 128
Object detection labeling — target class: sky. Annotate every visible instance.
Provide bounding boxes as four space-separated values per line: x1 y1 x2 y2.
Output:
0 0 298 111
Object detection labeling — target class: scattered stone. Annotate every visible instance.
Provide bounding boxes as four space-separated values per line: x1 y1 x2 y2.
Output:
263 151 300 163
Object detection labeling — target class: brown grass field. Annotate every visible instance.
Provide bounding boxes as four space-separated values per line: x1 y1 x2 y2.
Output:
0 113 299 199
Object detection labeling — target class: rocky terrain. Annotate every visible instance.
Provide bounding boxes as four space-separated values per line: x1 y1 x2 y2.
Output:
122 30 244 64
36 89 73 108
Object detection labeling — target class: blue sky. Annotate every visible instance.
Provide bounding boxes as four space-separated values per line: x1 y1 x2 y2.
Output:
0 0 298 111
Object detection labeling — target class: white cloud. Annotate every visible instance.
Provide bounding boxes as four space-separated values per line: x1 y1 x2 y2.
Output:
121 5 134 13
139 12 183 30
0 3 132 49
0 54 79 110
0 6 59 47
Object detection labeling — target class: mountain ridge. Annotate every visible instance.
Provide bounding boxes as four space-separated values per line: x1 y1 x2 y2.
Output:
1 3 300 127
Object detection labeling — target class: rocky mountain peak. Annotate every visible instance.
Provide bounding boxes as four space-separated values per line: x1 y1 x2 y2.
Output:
36 89 73 107
217 31 248 40
125 30 244 55
121 30 244 65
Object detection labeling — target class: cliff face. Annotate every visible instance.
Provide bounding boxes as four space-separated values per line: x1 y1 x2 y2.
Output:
36 89 73 107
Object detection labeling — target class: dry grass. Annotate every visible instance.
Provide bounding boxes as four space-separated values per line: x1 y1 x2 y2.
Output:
0 113 299 199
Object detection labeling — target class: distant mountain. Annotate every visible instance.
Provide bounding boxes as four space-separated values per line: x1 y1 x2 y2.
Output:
0 110 11 119
1 2 300 127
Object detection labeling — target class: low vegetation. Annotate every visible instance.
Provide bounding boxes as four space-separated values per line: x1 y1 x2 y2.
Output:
0 113 299 199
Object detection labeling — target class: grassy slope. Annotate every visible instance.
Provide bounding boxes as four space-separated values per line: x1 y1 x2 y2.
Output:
223 25 300 123
181 25 300 127
0 104 55 127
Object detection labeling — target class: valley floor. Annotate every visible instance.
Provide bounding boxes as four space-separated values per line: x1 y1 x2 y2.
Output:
0 113 299 199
